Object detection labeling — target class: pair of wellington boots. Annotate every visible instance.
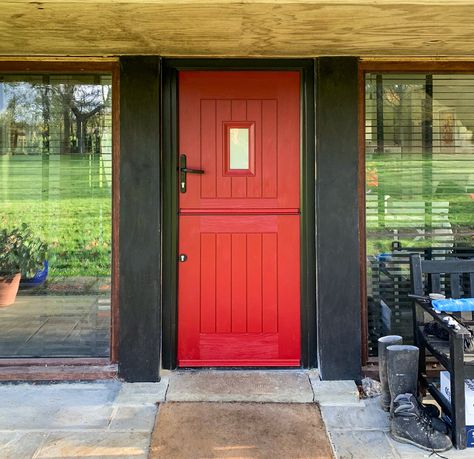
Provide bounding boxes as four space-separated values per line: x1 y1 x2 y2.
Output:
378 336 452 452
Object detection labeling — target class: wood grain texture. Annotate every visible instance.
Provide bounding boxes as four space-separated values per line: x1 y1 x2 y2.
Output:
0 364 117 381
118 57 161 382
1 1 474 56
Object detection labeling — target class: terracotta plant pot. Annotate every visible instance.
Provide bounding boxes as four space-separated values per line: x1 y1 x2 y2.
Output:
0 273 21 307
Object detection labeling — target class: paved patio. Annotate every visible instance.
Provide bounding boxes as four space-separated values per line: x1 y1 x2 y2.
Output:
0 370 473 458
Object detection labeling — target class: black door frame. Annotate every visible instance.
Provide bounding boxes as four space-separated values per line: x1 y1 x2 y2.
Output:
161 58 317 369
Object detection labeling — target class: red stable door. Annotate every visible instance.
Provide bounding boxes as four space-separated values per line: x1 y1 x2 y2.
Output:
177 71 301 366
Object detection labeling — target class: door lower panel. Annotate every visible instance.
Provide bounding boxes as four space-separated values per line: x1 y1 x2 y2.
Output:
177 215 300 366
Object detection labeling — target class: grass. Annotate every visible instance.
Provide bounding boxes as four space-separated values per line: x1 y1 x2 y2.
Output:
0 154 111 279
366 155 474 255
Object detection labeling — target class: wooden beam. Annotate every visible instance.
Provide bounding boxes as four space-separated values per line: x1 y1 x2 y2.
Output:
118 57 161 382
1 2 474 57
0 364 118 381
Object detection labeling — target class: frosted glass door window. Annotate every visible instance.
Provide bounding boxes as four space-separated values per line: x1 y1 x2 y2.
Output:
229 128 249 169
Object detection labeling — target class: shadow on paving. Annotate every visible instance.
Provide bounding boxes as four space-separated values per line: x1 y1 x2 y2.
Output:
150 402 333 459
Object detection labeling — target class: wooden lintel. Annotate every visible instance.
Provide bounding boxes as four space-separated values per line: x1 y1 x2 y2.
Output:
359 60 474 73
0 358 110 367
0 60 119 73
0 364 118 381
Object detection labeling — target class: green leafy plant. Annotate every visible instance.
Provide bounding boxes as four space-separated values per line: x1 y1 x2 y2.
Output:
0 224 47 279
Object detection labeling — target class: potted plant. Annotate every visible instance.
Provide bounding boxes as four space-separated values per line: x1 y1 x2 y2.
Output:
0 224 47 306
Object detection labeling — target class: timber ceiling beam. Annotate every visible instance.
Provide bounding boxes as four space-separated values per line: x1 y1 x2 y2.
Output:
1 1 474 57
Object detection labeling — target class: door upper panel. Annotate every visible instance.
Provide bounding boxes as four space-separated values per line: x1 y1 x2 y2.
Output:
179 71 300 211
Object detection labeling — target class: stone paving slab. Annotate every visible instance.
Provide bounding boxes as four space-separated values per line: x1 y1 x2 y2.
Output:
0 382 122 431
321 398 390 431
150 402 333 458
34 431 150 459
166 370 314 403
0 381 120 411
108 405 157 432
312 379 362 406
328 430 396 459
0 432 48 459
115 380 169 406
0 380 160 458
321 397 474 458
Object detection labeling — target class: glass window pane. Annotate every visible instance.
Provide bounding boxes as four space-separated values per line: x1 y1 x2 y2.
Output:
229 127 249 169
0 74 112 358
365 73 474 356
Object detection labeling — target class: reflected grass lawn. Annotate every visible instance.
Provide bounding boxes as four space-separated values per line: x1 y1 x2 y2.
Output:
0 154 111 279
366 156 474 256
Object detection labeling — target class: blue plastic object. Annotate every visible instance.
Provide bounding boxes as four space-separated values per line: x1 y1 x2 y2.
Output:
432 298 474 312
19 261 48 288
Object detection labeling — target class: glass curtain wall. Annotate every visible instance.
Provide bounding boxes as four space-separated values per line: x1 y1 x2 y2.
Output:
0 74 112 357
365 73 474 356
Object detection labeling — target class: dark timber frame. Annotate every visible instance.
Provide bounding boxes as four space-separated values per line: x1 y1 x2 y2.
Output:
317 58 361 379
119 57 161 381
161 58 317 370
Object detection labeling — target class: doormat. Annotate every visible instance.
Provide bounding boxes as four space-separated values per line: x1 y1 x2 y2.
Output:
150 402 333 458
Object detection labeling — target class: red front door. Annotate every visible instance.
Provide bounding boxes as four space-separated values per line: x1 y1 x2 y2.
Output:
177 71 301 366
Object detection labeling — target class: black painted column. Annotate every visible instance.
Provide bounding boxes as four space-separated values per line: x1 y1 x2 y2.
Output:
316 57 361 380
119 57 161 382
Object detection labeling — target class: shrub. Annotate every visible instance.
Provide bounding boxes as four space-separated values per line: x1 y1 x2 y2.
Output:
0 224 47 279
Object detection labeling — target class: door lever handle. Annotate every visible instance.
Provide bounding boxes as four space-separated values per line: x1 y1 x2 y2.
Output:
179 154 204 193
180 167 204 174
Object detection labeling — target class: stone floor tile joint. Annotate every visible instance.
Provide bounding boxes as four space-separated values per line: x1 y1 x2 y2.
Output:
31 432 50 459
163 377 170 402
106 404 119 429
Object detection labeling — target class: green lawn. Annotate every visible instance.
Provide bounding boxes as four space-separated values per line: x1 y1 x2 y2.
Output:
366 155 474 255
0 154 111 279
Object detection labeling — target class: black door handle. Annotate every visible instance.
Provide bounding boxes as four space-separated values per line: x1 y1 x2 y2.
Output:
180 167 204 174
179 154 204 193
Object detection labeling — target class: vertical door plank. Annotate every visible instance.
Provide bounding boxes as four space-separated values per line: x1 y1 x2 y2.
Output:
231 233 247 332
246 100 262 198
177 217 201 361
216 100 231 198
262 99 278 198
200 100 216 198
247 233 263 333
216 233 232 333
262 232 278 333
200 233 216 333
277 216 301 359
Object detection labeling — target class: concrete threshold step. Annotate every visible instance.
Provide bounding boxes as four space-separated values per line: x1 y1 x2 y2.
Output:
166 369 314 403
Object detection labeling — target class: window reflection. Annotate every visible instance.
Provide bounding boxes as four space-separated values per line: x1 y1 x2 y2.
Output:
365 73 474 356
0 74 112 358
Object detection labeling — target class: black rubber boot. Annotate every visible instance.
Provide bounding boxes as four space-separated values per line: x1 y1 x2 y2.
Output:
391 393 452 452
386 344 448 433
387 344 419 406
378 335 403 411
